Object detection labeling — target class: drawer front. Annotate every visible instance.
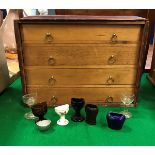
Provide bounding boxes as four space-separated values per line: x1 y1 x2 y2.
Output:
23 44 139 66
21 24 142 43
24 68 137 85
27 87 135 106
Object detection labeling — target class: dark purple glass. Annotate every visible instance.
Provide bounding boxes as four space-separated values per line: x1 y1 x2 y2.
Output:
71 98 85 122
85 104 98 125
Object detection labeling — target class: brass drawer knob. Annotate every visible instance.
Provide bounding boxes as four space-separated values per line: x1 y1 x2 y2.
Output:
111 33 117 42
105 96 113 103
108 55 116 64
45 32 53 43
107 76 114 85
50 96 57 105
48 76 56 85
48 56 55 65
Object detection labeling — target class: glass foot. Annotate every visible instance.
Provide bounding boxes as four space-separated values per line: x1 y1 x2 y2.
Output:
57 119 69 126
24 112 37 120
120 111 132 119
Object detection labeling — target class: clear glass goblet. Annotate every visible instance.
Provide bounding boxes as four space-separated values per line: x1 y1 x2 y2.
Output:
120 94 134 119
22 93 37 119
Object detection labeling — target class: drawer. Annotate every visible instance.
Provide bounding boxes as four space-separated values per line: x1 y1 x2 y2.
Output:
23 44 139 66
27 87 135 106
24 68 137 86
21 24 142 43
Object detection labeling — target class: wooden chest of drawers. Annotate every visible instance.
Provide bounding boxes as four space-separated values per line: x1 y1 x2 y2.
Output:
14 15 149 107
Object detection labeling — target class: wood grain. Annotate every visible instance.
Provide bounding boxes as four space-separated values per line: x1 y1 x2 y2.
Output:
24 68 137 86
21 24 142 43
23 44 140 66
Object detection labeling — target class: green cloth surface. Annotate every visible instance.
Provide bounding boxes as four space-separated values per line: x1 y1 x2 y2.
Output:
0 73 155 146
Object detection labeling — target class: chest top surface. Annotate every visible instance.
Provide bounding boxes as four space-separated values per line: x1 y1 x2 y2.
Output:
15 15 146 24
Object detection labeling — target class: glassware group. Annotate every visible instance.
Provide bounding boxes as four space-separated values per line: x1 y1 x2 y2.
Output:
22 93 135 131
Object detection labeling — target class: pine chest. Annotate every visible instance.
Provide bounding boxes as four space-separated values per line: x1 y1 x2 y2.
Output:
14 15 149 106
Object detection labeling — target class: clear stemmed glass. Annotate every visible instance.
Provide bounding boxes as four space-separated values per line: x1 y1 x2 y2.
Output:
22 93 37 119
120 94 134 119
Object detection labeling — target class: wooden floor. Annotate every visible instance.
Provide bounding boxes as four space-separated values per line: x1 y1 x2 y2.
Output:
145 44 154 70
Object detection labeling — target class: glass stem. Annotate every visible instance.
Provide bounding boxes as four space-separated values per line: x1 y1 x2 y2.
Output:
75 110 81 117
124 103 128 112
